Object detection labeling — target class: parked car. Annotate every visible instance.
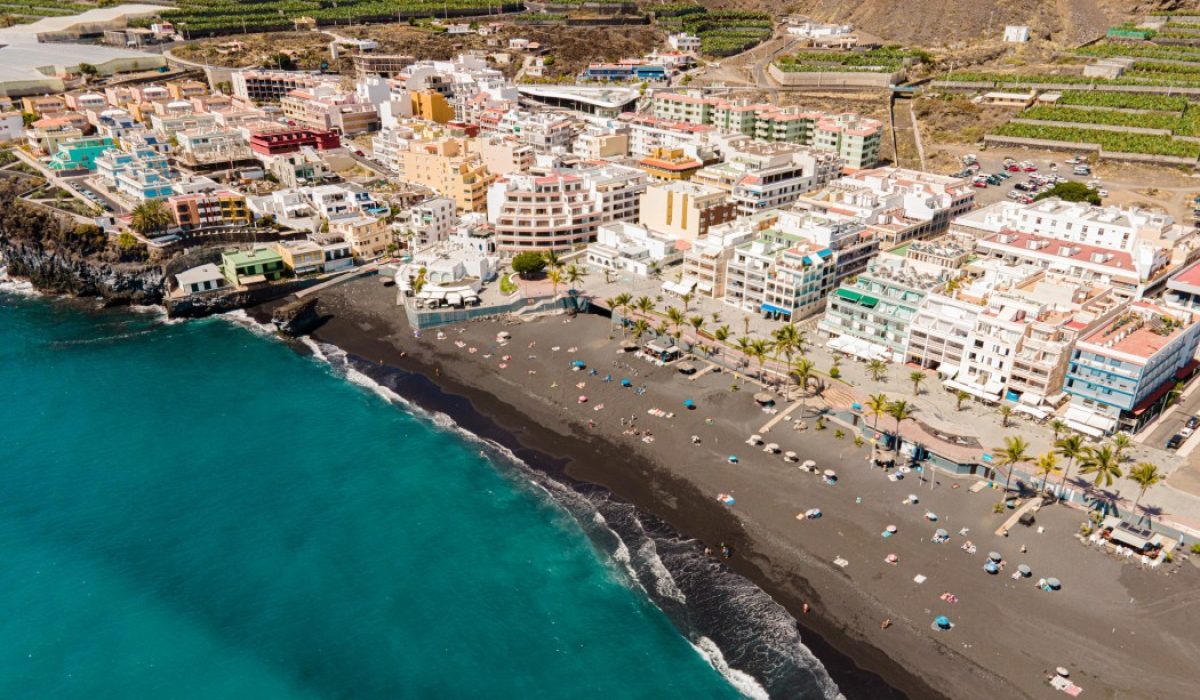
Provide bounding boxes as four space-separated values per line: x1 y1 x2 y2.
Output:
1073 166 1091 176
995 171 1011 180
1021 161 1038 171
1098 189 1109 197
1019 195 1034 204
986 175 1003 186
972 179 988 188
1006 164 1021 172
1167 434 1184 450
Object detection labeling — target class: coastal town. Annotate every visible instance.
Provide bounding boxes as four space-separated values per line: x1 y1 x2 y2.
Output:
3 2 1200 699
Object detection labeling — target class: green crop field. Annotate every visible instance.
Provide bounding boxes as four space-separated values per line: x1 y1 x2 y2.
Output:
1055 91 1189 111
993 122 1200 158
775 46 928 73
150 0 516 36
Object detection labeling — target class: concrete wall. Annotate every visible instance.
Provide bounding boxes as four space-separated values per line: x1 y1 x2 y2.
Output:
767 64 902 89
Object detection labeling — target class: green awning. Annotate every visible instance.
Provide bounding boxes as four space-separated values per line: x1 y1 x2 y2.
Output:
835 288 862 303
858 295 880 308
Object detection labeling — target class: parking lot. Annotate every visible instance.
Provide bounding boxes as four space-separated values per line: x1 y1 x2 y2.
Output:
945 151 1101 208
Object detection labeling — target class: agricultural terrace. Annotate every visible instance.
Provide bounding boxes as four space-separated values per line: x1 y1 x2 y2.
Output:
992 123 1200 159
775 46 930 73
146 0 520 37
0 1 107 23
653 7 772 57
942 70 1200 88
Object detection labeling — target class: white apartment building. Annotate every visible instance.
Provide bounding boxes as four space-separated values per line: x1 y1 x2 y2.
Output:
692 139 842 217
585 221 683 277
954 199 1191 253
232 69 341 103
402 196 457 248
668 33 702 53
679 214 771 299
175 127 252 166
370 125 416 173
572 126 630 160
794 167 976 247
577 162 648 225
616 112 714 159
149 112 218 138
496 110 576 153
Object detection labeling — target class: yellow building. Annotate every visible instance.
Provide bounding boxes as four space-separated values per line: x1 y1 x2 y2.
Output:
399 137 494 212
328 215 390 261
635 147 703 181
638 180 735 242
273 240 325 275
411 90 454 124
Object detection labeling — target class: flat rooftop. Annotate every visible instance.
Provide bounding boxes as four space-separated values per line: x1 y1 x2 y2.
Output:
1080 301 1194 359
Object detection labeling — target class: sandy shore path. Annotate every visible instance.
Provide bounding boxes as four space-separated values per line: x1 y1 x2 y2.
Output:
268 279 1200 700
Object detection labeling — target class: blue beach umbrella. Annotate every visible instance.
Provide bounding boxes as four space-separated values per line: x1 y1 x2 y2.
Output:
684 399 696 409
935 616 952 630
984 561 999 574
728 455 739 464
621 378 633 387
571 360 586 369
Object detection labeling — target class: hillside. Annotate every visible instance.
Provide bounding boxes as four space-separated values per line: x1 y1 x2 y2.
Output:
697 0 1200 47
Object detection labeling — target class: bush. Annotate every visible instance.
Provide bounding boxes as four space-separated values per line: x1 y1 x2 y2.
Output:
1191 543 1200 554
1035 181 1102 205
511 252 547 278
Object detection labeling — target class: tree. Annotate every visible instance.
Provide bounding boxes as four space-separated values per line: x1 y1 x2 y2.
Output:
955 390 970 411
1050 419 1067 442
999 404 1014 428
412 267 428 295
542 249 561 270
268 52 297 71
909 370 926 395
1055 434 1085 500
714 324 730 343
689 315 704 339
885 400 914 442
992 435 1030 496
666 306 685 337
1079 444 1123 490
1111 431 1132 462
1034 181 1101 206
790 357 816 408
511 251 546 278
1167 381 1185 408
680 291 693 312
1034 452 1061 495
78 62 98 77
613 292 632 335
1128 462 1162 525
547 267 563 298
116 231 138 250
564 264 584 291
867 359 887 382
634 295 654 317
772 325 805 374
734 336 753 383
129 200 171 236
749 338 770 382
631 319 649 340
866 393 890 433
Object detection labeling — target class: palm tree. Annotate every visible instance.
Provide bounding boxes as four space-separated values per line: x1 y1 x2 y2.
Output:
542 249 561 270
1167 381 1184 408
1128 462 1162 525
866 393 890 433
631 319 649 340
613 292 632 336
1054 434 1085 500
999 404 1014 428
666 306 685 337
867 359 887 382
749 338 771 383
680 291 693 312
547 267 563 298
1034 452 1061 495
604 297 617 331
1079 444 1123 491
886 399 914 440
1111 432 1132 462
564 264 585 291
634 295 654 318
772 325 803 377
689 315 704 340
790 357 816 409
734 336 753 383
1050 419 1067 443
992 435 1030 495
130 200 171 236
954 390 970 411
714 324 730 343
909 370 927 396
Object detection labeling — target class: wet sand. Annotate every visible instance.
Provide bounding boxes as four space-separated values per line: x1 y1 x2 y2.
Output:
260 279 1200 700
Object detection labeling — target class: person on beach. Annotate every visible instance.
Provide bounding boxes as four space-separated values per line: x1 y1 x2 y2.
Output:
881 618 892 630
720 542 731 559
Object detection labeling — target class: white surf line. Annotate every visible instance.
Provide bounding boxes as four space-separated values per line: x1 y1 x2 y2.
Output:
758 399 803 434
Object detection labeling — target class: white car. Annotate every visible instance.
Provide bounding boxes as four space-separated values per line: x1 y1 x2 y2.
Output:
1098 189 1109 197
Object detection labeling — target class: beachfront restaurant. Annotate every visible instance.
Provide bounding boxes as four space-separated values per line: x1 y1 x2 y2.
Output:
643 339 682 364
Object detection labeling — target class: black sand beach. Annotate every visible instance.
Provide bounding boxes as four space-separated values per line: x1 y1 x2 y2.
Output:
255 278 1200 700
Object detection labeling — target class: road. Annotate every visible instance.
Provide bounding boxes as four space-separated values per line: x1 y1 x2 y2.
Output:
65 176 126 214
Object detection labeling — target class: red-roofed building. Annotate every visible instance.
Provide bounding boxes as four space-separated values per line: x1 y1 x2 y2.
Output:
248 127 340 155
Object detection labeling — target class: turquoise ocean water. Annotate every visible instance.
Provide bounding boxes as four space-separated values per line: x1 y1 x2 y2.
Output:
0 293 748 699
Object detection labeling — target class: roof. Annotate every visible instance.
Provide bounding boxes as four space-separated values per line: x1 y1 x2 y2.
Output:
1080 301 1195 360
982 229 1135 272
175 263 223 286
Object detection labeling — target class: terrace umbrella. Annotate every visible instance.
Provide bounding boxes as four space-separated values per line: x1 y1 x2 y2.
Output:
886 525 898 533
984 561 999 574
1046 577 1062 590
801 459 816 469
764 443 780 453
571 360 586 369
784 451 798 462
823 469 836 477
1017 564 1032 577
621 378 633 387
988 551 1002 562
683 399 696 410
754 392 775 405
749 434 763 445
578 395 588 403
935 528 949 538
934 616 952 630
728 455 739 464
621 341 638 352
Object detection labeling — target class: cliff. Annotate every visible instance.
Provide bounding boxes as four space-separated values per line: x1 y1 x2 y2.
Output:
0 235 166 306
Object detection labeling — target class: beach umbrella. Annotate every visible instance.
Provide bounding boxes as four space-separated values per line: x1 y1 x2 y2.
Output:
727 455 739 464
1046 577 1061 590
934 616 952 630
851 402 862 411
571 359 586 369
801 459 816 469
749 434 763 444
621 378 632 387
577 395 588 403
754 392 775 405
784 451 797 461
907 494 919 503
988 551 1002 562
935 528 948 538
1018 564 1032 577
886 524 898 533
764 443 780 453
1056 667 1070 678
984 561 999 574
823 469 836 477
886 553 898 563
683 399 696 409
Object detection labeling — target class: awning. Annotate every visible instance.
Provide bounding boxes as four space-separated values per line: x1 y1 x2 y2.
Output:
1014 403 1048 420
1085 412 1117 431
859 294 880 308
239 274 266 285
835 288 862 303
945 378 999 402
1018 392 1046 407
827 335 851 352
446 292 463 305
940 366 960 381
761 303 792 315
